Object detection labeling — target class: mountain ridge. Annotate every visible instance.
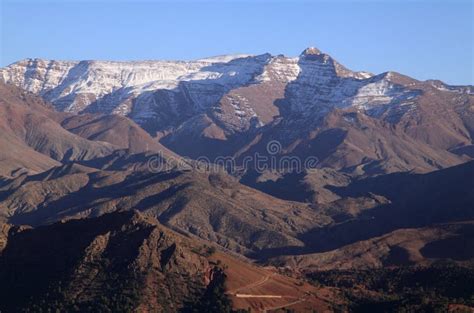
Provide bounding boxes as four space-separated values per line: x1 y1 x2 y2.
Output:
2 48 471 181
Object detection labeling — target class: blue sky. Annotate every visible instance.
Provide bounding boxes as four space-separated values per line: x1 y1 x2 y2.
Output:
1 0 472 85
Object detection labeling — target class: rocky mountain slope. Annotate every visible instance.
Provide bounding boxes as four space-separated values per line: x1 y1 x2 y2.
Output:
277 221 474 271
0 211 214 312
0 210 341 313
0 80 473 266
0 162 328 255
0 83 114 176
0 82 178 177
253 160 474 262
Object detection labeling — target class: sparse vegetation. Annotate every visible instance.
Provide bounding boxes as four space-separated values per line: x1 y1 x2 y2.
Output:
307 263 474 312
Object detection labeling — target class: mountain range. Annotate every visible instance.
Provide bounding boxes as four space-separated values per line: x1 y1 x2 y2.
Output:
0 47 473 312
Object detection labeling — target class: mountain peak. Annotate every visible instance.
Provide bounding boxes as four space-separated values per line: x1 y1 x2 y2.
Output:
301 47 322 56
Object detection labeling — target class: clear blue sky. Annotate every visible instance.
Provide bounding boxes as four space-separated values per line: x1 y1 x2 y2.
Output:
1 0 473 85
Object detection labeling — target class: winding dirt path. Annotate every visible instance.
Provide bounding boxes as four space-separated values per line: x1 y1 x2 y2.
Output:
226 272 310 312
226 273 275 295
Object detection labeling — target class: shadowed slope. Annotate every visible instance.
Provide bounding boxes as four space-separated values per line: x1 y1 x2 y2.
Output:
0 210 341 313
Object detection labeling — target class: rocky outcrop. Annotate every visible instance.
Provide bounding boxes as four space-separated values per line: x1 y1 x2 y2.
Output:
0 211 216 312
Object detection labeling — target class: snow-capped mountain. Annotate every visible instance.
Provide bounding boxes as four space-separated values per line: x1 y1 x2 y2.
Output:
1 47 473 176
0 47 417 132
0 54 269 128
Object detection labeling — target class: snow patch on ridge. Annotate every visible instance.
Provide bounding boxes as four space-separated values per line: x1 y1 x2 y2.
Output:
0 51 431 133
